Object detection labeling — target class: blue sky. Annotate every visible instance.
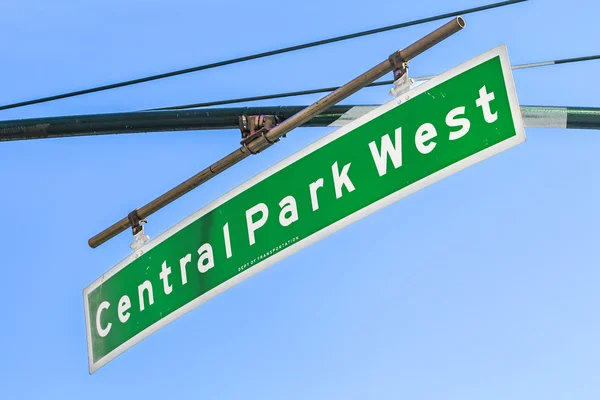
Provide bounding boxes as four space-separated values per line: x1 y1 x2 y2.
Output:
1 0 599 398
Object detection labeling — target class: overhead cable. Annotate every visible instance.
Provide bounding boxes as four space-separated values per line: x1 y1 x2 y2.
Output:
0 0 527 112
148 54 600 111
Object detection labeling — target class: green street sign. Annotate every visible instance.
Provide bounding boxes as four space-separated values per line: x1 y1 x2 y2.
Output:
84 45 525 373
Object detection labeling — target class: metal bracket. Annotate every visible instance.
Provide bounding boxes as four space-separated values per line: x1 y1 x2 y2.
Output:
239 114 281 154
388 51 407 77
388 59 414 98
128 209 149 250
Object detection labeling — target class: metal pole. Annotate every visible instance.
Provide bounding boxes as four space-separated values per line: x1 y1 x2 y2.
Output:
0 106 365 141
3 105 600 142
88 17 466 248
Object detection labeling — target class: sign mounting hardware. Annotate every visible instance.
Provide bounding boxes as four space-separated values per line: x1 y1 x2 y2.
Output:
388 53 414 97
127 209 149 250
239 114 281 154
88 16 466 250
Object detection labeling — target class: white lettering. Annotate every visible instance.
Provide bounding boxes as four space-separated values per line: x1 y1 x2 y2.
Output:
309 178 324 211
368 128 403 176
446 106 471 140
223 223 232 259
138 280 154 311
476 85 498 123
95 301 112 337
415 123 437 154
118 295 131 323
159 261 173 295
332 161 355 199
279 196 299 227
179 254 192 285
246 203 269 246
197 243 215 273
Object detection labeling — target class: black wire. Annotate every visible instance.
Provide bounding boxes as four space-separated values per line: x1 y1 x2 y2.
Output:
0 0 527 112
148 54 600 111
147 81 394 111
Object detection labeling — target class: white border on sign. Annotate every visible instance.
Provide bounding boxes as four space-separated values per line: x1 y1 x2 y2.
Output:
84 45 525 374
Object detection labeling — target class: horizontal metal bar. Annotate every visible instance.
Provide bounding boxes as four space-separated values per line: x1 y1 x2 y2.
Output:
0 106 361 141
2 105 599 143
520 105 600 130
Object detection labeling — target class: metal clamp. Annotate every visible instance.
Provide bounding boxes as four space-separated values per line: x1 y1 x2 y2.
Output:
388 53 414 98
128 209 149 251
388 50 408 80
239 114 280 154
128 209 145 235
